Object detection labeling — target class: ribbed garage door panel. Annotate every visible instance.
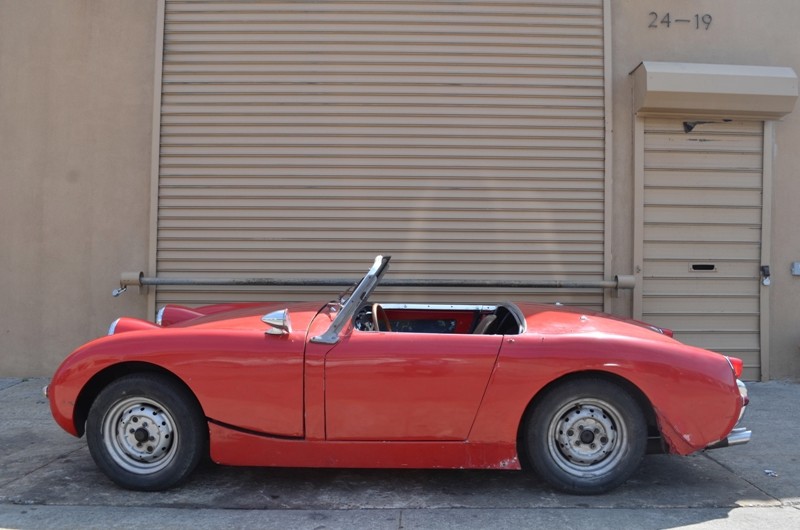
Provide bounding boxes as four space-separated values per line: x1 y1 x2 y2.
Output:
157 0 606 306
642 119 762 380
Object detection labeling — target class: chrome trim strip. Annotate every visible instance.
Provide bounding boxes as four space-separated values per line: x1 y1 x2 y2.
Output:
108 318 121 336
367 302 527 334
379 303 497 311
725 355 735 374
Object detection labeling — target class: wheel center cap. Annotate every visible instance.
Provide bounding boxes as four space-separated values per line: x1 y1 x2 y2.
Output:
580 429 595 444
134 428 150 443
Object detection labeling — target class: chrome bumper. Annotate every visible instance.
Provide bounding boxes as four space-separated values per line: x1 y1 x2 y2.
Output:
705 379 751 450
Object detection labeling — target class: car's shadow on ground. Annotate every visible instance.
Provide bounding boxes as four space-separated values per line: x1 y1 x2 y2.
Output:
3 446 771 510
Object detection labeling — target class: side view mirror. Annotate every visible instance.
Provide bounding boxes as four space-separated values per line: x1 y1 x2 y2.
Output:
262 309 292 335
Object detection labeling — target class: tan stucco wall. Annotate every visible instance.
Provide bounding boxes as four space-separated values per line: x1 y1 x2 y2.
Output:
609 0 800 379
0 0 157 376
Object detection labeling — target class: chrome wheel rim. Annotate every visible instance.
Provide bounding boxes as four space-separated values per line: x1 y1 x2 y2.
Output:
101 396 178 475
546 398 626 477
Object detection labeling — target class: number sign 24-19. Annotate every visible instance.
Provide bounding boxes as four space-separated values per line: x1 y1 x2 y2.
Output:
649 13 712 30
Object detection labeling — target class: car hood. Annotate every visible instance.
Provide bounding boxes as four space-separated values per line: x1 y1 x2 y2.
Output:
163 301 328 333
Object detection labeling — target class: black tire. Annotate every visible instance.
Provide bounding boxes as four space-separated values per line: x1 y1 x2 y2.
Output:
523 378 647 495
86 373 206 491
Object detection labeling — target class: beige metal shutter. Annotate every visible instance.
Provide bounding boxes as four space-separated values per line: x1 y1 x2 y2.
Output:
641 119 763 380
157 0 606 307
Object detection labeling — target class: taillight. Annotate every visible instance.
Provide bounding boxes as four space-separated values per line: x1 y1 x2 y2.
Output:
727 356 744 379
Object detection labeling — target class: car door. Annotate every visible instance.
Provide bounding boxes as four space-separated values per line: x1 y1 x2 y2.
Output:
324 330 503 441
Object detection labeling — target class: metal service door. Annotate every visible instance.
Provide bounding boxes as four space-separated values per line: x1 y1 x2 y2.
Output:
637 119 765 380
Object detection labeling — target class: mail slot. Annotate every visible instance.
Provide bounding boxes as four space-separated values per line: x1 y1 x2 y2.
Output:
691 263 717 272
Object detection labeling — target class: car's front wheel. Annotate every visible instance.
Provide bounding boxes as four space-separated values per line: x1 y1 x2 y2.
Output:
86 373 206 491
523 378 647 494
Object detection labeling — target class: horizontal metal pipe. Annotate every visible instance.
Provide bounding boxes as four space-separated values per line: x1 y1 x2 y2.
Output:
122 274 631 290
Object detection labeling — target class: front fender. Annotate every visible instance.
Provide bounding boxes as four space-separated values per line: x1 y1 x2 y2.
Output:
49 328 306 439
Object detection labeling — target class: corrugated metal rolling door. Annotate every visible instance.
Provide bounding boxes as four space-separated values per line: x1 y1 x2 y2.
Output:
642 119 763 380
157 0 606 307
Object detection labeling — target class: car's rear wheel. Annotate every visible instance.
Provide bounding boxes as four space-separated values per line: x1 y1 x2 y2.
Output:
523 378 647 494
86 374 206 491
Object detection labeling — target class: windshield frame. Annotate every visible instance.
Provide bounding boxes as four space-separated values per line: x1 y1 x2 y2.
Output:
310 255 391 344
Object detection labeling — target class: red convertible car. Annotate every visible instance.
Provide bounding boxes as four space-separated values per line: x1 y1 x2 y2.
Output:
47 256 750 494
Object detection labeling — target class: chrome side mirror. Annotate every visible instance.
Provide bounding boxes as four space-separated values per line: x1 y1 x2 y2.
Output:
262 309 292 335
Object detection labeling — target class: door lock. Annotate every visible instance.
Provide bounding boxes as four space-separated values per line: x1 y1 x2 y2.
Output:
761 265 771 286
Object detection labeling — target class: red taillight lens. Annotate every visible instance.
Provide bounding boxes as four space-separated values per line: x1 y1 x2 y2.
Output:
727 356 744 379
660 327 674 338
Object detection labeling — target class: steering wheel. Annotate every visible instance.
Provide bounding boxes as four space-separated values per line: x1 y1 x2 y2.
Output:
371 303 392 332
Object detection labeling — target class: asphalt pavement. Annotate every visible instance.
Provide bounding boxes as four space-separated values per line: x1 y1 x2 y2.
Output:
0 377 798 529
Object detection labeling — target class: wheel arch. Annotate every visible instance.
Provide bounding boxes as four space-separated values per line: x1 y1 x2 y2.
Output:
515 370 660 471
73 361 205 438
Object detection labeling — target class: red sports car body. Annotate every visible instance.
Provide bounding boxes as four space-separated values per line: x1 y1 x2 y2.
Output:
47 256 750 494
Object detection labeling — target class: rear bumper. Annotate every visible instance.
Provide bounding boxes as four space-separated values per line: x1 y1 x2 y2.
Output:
706 379 751 450
705 427 751 450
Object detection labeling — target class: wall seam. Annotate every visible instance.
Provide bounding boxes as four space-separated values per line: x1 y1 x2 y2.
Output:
760 121 774 381
603 0 614 313
146 0 166 320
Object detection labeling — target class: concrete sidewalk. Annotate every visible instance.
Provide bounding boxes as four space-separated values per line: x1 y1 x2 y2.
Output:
1 378 798 529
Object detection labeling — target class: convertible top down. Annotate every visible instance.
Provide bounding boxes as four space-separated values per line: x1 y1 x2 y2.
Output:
47 255 750 494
